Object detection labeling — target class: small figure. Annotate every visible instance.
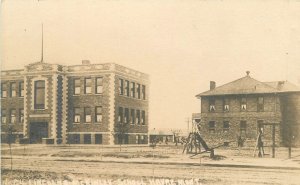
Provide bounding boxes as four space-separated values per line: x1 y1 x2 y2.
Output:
257 128 264 157
237 135 245 147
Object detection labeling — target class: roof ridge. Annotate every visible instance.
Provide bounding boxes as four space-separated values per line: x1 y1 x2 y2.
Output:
196 75 279 97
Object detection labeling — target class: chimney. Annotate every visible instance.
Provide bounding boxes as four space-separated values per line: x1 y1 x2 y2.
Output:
82 60 91 65
277 81 285 90
246 71 250 76
210 81 216 90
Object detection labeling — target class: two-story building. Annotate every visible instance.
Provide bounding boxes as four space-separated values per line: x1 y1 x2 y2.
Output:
1 60 149 145
196 71 300 147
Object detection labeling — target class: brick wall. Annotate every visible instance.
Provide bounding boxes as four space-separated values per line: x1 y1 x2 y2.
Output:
114 75 149 144
67 74 111 133
200 94 282 146
1 78 25 135
280 93 300 147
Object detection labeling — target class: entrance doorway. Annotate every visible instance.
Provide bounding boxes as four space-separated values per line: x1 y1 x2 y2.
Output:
29 122 48 143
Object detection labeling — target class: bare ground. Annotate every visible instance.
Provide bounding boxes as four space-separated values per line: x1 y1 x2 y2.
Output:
1 144 300 184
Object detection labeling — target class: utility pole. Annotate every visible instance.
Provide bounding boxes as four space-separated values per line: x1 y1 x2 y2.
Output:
186 118 190 133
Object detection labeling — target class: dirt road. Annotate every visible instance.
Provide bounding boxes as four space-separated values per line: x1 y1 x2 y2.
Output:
2 157 300 185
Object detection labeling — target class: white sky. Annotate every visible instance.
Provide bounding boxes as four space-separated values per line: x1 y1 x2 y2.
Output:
1 0 300 129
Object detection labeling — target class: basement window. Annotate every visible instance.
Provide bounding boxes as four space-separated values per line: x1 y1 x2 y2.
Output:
208 121 215 133
240 121 247 133
223 121 229 132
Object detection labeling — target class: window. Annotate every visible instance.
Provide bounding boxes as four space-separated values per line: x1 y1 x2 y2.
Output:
125 80 129 96
74 108 81 123
124 108 129 124
95 106 103 123
95 134 102 144
10 109 16 124
118 107 123 123
208 121 215 132
223 121 229 132
84 107 91 123
10 82 16 97
84 78 92 94
141 110 145 125
130 109 135 125
69 134 80 144
136 110 140 125
240 121 247 133
19 81 24 97
34 80 45 109
1 109 6 124
141 85 146 100
223 98 229 111
257 97 264 112
119 79 124 95
209 98 215 112
19 109 24 123
96 77 103 94
74 79 81 95
241 97 247 111
136 84 141 99
1 83 7 98
84 134 91 144
130 82 135 98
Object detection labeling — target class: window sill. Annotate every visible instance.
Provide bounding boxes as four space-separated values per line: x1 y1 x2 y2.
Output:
73 122 81 124
73 94 104 96
118 94 147 101
83 122 92 124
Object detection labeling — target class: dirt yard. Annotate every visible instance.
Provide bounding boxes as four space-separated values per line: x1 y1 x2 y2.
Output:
2 144 300 184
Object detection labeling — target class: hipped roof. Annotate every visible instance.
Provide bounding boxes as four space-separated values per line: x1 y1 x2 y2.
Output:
196 75 300 97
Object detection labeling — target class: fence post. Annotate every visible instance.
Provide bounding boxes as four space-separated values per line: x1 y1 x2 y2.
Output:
272 124 275 158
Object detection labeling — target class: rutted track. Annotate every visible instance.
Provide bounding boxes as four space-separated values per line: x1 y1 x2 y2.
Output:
2 157 300 184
